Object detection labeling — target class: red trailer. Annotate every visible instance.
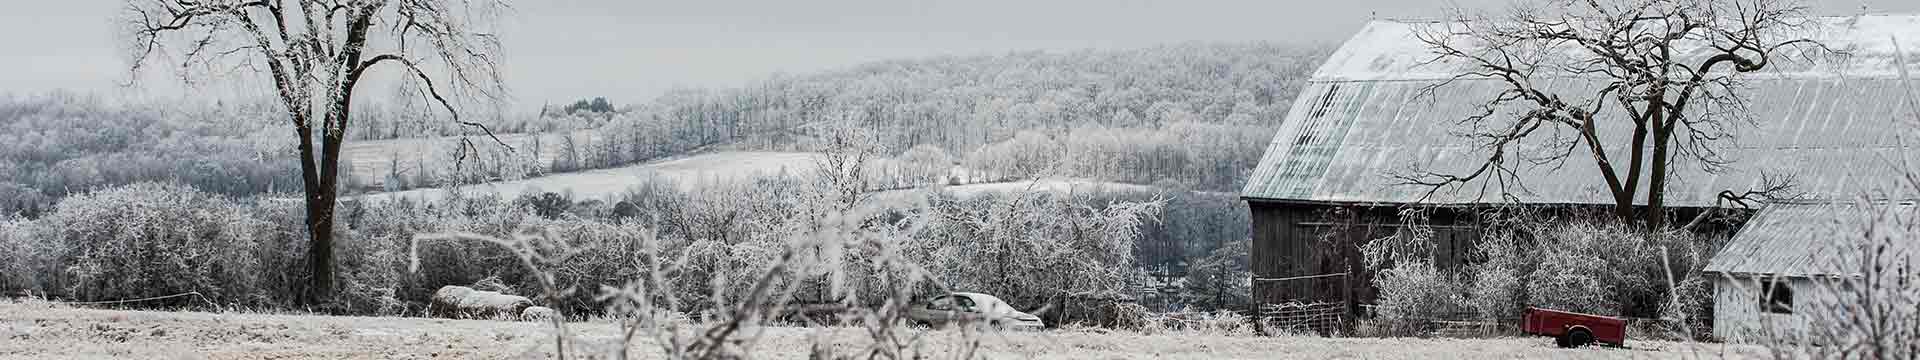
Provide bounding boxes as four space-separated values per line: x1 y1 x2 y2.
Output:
1522 307 1626 348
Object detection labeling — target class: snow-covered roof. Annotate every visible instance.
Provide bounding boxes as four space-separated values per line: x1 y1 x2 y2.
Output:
1313 15 1920 82
1704 202 1919 277
1242 15 1920 205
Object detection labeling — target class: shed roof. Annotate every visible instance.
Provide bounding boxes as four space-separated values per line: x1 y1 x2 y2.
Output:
1703 202 1919 277
1242 15 1920 205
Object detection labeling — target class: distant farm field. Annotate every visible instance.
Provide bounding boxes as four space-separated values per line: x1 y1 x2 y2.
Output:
355 151 822 203
0 301 1769 359
341 130 604 186
349 149 1148 205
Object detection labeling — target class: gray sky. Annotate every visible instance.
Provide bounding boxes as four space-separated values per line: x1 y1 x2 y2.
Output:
5 0 1917 106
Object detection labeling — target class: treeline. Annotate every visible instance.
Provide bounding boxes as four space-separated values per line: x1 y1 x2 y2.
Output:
0 176 1249 321
348 101 613 141
0 94 300 217
603 43 1318 184
962 123 1272 191
0 42 1320 215
0 94 611 216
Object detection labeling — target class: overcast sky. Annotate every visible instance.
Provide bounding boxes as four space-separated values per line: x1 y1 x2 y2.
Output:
4 0 1916 106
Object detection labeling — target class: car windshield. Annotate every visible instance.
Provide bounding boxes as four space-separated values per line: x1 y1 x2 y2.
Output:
966 294 1010 313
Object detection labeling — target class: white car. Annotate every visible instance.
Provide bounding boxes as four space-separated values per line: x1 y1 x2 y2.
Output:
907 292 1045 330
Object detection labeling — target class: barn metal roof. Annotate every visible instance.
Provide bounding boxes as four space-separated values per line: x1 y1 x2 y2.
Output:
1703 202 1920 276
1242 15 1920 205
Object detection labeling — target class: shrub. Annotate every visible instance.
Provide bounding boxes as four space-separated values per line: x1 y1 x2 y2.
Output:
1519 219 1723 321
0 165 1181 326
1373 260 1468 325
1348 205 1730 329
909 188 1164 325
0 218 45 295
38 182 266 307
1465 231 1525 321
1182 237 1252 312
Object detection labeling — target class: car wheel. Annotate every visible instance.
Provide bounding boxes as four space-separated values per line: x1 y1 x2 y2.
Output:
1566 328 1594 348
1555 334 1572 348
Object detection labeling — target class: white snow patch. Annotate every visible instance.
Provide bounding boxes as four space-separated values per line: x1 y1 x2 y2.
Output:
353 151 820 203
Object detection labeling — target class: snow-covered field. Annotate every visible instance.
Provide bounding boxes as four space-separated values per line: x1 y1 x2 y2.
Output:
0 300 1768 359
341 130 603 187
347 143 1213 208
349 148 1120 205
941 179 1162 197
355 151 821 203
856 179 1162 211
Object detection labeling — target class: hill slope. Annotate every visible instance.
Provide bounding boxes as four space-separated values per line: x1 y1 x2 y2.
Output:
356 151 819 203
0 42 1324 215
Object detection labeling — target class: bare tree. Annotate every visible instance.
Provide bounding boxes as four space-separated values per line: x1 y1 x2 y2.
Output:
121 0 510 303
814 121 879 211
1398 0 1826 229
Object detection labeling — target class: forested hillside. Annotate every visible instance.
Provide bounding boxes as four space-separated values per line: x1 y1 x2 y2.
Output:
0 42 1320 216
0 42 1321 216
598 42 1323 190
0 94 297 216
623 42 1317 150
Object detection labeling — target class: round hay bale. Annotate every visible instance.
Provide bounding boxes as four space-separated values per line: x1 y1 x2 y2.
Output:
430 285 533 319
521 306 557 322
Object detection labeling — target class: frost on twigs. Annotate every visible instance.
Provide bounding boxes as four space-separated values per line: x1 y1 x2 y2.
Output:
589 204 983 360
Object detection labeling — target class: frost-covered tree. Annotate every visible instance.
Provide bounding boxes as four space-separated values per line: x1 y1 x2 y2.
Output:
911 186 1164 322
813 122 880 211
121 0 510 303
1398 0 1823 228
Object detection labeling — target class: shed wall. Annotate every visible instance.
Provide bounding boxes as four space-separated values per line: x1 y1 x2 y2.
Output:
1711 275 1855 343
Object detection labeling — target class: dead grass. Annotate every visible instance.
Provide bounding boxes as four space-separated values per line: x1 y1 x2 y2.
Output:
0 300 1771 359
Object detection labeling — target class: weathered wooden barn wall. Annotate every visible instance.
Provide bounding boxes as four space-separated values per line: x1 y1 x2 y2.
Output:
1249 201 1313 305
1249 201 1483 316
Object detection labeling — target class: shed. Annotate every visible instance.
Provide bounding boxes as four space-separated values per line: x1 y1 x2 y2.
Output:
1701 202 1919 342
1242 15 1920 324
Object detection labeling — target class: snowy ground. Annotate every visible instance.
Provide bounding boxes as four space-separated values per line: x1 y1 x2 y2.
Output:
0 301 1771 359
349 149 1109 205
354 151 821 203
940 179 1162 197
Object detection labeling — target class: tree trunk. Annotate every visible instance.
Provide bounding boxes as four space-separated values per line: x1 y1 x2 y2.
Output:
1647 129 1670 231
1612 200 1636 225
304 188 338 304
293 105 330 305
305 7 379 306
305 110 351 306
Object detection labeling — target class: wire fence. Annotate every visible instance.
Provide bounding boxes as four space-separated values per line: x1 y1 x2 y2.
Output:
1260 302 1344 335
10 291 216 308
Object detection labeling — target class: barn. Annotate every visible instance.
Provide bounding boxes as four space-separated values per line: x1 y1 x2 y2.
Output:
1241 15 1920 328
1702 202 1919 342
